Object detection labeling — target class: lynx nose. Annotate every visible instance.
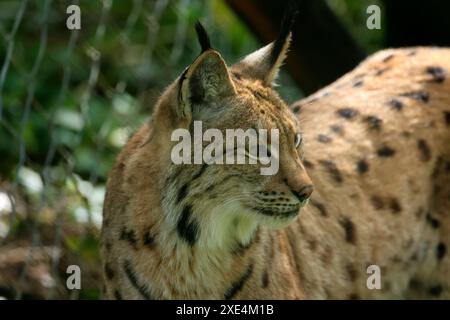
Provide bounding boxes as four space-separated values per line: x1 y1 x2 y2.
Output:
292 185 314 203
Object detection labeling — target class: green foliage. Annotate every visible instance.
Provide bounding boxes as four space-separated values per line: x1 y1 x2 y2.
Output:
0 0 301 184
79 287 101 300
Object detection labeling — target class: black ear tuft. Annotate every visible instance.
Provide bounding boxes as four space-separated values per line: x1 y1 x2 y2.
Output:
270 3 299 66
195 21 212 52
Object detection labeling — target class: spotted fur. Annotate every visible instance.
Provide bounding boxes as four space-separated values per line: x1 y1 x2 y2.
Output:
291 47 450 299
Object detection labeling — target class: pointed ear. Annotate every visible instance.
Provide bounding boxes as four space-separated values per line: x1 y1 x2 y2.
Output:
233 34 291 85
178 50 236 120
232 10 297 85
177 23 236 121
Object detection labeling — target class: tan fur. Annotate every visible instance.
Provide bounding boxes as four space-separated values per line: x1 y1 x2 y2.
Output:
101 44 450 299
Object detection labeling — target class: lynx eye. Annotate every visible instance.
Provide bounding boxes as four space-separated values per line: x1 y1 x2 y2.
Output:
294 133 302 148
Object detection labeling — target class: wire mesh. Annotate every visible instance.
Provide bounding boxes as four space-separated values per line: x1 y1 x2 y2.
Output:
0 0 296 300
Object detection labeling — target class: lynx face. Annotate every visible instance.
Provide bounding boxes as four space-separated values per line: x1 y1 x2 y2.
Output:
222 77 312 225
156 23 313 233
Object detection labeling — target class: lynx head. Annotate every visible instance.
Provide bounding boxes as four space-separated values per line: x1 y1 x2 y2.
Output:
152 14 313 248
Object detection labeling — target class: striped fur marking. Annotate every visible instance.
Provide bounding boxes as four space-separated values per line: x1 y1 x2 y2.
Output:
123 260 155 300
224 264 254 300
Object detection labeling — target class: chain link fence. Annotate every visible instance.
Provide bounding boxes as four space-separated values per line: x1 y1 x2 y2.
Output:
0 0 304 299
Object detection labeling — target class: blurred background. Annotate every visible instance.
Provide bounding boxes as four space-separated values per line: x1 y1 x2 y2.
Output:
0 0 449 299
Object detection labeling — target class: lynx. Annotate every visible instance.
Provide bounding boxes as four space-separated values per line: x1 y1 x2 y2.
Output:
101 19 450 299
